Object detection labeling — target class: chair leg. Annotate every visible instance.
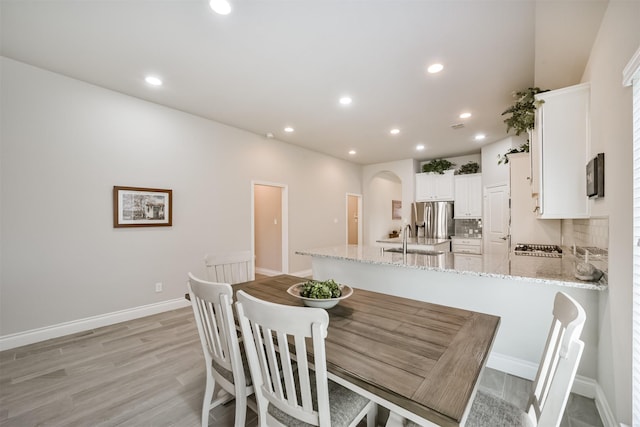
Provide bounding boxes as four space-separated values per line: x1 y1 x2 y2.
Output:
233 388 247 427
367 402 378 427
201 376 216 427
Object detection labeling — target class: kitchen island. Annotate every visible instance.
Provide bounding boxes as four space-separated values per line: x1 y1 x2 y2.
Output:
295 244 604 395
375 236 451 252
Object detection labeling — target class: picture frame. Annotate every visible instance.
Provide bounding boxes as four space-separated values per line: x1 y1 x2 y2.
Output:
113 186 172 228
586 153 605 198
392 200 402 220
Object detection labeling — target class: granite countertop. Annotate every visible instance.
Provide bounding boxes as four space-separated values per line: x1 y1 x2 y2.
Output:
296 245 607 291
376 237 450 245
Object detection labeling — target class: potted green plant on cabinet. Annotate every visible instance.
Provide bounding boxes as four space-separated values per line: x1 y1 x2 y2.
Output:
422 159 455 174
498 87 548 164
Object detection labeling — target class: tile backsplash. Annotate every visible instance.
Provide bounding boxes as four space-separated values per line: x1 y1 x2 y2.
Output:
561 216 609 274
562 217 609 250
455 218 482 238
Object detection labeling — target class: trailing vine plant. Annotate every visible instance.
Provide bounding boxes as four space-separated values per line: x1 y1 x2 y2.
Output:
498 87 548 164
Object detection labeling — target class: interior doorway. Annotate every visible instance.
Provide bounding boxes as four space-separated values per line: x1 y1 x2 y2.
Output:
346 193 362 245
484 184 510 271
252 182 288 275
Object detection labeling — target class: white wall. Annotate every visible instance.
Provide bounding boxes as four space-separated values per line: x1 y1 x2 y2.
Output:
480 135 526 188
362 159 415 245
0 57 362 336
367 172 403 243
579 2 640 423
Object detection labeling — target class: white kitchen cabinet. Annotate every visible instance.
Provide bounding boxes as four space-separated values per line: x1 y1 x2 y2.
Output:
454 173 482 218
415 170 454 201
530 82 590 218
453 253 483 271
451 237 482 254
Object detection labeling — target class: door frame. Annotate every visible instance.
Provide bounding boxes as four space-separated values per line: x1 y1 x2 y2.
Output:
345 193 363 245
483 183 510 255
251 181 289 274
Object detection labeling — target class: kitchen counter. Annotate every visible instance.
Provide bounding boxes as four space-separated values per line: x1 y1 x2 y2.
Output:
376 237 450 246
296 244 607 290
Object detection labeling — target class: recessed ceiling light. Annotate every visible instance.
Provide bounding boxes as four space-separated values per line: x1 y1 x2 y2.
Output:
474 133 486 141
416 144 425 151
348 150 356 155
459 112 472 119
145 76 162 86
427 63 444 74
209 0 231 15
339 96 352 106
390 128 400 135
284 127 294 133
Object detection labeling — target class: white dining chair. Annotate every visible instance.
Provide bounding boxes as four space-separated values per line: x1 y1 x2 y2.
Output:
235 290 377 427
406 291 586 427
204 250 255 284
188 273 256 427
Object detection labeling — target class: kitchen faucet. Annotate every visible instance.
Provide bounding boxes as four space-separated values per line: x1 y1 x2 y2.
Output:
402 223 412 255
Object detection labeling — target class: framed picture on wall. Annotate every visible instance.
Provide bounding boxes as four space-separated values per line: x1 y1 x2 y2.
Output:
586 153 605 198
392 200 402 220
113 186 173 227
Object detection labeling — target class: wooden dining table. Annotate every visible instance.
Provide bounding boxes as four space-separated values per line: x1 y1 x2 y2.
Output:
233 274 500 427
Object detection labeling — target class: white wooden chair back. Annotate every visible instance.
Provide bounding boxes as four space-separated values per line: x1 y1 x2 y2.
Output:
526 292 586 426
188 273 252 427
236 290 332 427
205 250 255 284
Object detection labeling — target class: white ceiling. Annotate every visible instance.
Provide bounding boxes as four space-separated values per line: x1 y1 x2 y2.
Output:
0 0 607 165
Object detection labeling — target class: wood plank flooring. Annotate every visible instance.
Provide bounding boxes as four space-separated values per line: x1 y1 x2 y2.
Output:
0 307 236 427
0 306 604 427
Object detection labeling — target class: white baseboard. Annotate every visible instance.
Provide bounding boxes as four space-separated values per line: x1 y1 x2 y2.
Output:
255 268 312 278
487 351 538 380
0 298 190 351
255 267 282 276
594 381 619 427
290 268 312 278
488 352 617 426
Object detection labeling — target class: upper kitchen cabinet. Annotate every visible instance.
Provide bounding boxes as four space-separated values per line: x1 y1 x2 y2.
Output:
454 173 482 218
530 82 590 219
415 170 455 201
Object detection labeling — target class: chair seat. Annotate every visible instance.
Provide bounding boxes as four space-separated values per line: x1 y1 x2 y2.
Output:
211 343 252 387
405 391 533 427
268 375 370 427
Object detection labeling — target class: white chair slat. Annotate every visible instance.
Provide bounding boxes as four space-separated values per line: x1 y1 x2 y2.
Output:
236 290 376 427
188 273 256 427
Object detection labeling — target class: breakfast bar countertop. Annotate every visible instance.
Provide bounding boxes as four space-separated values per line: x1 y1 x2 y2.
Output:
376 237 451 245
296 245 607 291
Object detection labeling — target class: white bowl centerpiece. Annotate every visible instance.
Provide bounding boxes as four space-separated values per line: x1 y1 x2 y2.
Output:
287 279 353 309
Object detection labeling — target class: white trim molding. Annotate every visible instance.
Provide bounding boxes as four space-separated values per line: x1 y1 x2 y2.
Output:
0 298 190 351
623 46 640 86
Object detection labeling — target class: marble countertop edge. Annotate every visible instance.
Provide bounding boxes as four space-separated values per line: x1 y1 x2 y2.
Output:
295 246 607 292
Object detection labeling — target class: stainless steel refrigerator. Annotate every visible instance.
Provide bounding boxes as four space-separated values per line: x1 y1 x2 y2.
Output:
411 201 454 239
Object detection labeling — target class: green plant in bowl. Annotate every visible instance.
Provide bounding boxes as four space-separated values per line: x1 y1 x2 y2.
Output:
287 279 353 309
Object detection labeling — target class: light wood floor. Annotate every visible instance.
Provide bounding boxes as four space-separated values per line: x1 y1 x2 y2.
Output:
0 306 604 427
0 307 236 427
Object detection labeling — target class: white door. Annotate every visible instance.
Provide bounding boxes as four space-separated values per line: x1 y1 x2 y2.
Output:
484 184 509 261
